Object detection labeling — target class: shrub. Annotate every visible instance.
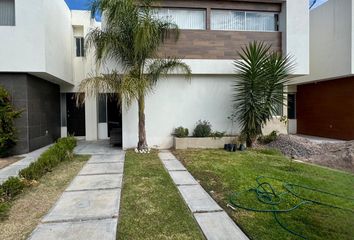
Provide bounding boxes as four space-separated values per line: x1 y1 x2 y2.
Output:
19 137 77 180
210 131 226 139
258 131 278 144
0 137 77 221
174 127 189 138
193 120 212 137
0 177 25 200
0 202 11 221
0 85 22 157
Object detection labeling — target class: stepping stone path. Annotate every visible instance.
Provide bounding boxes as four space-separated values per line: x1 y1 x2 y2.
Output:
28 142 125 240
158 150 249 240
0 145 51 185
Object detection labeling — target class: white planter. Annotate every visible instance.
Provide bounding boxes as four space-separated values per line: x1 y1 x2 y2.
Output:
174 136 236 150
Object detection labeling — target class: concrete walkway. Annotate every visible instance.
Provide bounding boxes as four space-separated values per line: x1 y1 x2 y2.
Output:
28 141 125 240
158 150 249 240
0 145 51 185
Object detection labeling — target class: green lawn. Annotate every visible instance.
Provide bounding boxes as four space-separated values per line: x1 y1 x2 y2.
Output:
173 149 354 240
118 150 204 240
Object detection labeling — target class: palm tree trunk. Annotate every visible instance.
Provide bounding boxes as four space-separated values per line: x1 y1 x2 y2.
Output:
137 94 147 149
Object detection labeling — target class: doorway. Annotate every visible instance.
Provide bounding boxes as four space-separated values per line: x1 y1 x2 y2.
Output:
66 93 85 136
98 94 122 146
107 95 122 137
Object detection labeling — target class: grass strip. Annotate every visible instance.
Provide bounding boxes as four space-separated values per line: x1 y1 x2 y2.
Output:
118 150 204 240
0 154 89 240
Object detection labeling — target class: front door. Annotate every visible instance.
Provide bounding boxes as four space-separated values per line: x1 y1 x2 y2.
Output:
107 94 122 146
66 93 85 136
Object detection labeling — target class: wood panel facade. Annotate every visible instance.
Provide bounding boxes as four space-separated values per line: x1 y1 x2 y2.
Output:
297 77 354 140
156 0 283 59
159 30 281 59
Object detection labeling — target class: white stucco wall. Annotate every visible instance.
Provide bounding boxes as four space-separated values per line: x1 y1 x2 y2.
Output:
60 11 102 140
122 75 287 149
44 0 73 83
279 0 310 76
292 0 353 84
122 75 236 149
0 0 73 83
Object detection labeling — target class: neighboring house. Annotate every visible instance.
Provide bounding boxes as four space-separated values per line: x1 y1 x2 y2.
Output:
290 0 354 140
0 0 309 154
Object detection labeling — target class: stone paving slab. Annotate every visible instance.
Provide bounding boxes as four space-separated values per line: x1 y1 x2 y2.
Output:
158 152 177 160
178 185 222 213
9 158 34 167
66 174 123 191
0 165 25 179
194 211 249 240
29 143 126 240
43 189 121 223
159 150 249 240
162 159 186 171
79 162 124 175
28 219 117 240
169 170 199 186
74 140 122 155
88 154 125 163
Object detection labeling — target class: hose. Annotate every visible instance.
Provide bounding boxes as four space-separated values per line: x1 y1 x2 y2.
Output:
228 176 354 239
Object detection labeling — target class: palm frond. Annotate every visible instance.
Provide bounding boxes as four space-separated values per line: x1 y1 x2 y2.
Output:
147 58 191 84
78 70 152 107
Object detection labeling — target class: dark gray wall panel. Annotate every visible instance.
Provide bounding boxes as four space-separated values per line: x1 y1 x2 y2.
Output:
0 73 61 154
0 73 29 154
27 75 60 151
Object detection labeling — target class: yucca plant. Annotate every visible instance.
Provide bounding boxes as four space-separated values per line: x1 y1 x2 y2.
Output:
80 0 191 150
233 41 294 147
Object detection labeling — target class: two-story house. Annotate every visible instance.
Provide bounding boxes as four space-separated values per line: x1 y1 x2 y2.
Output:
0 0 309 154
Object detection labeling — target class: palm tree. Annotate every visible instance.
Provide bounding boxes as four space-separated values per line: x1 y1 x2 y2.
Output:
80 0 191 150
233 41 294 147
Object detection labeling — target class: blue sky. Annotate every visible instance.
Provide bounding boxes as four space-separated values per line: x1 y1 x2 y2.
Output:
310 0 328 9
65 0 92 10
65 0 328 22
64 0 102 20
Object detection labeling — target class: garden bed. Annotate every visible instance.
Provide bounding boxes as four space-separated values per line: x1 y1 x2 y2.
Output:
173 149 354 240
174 136 236 150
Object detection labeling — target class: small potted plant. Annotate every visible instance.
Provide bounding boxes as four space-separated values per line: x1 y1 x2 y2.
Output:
238 134 247 151
224 137 238 152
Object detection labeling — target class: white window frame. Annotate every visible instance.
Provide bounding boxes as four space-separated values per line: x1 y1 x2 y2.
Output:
75 37 85 57
210 9 279 32
152 7 207 30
